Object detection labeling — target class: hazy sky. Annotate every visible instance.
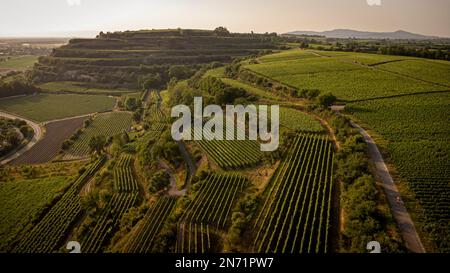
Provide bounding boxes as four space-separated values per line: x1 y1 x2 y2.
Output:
0 0 449 37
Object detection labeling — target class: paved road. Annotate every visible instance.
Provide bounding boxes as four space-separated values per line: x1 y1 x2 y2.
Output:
0 111 43 165
349 120 425 253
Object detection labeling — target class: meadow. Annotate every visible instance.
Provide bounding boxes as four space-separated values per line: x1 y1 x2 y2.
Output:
0 93 116 122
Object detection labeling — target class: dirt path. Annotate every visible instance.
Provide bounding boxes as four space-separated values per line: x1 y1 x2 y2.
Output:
177 141 197 190
159 160 186 197
348 119 425 253
0 111 43 165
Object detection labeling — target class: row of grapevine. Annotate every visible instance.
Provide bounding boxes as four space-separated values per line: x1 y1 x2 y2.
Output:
81 192 139 253
13 156 106 253
125 196 176 253
114 154 139 192
177 173 247 252
63 112 132 159
194 125 262 169
253 134 334 253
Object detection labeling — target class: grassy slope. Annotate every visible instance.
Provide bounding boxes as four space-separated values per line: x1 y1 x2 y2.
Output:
0 93 116 122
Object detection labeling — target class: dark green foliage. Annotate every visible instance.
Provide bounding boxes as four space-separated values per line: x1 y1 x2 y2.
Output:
0 78 40 98
149 170 170 193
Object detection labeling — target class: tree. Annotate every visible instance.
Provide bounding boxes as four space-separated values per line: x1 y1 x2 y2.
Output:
149 170 170 192
89 135 107 154
318 92 337 107
214 26 230 36
125 97 138 111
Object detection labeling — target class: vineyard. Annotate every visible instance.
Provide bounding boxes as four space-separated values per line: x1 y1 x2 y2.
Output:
0 93 115 122
348 92 450 251
13 156 106 253
64 112 132 159
11 116 86 165
253 134 334 253
125 196 176 253
279 107 324 133
177 173 247 252
113 154 139 192
79 153 143 253
81 192 139 253
244 49 443 101
194 124 262 169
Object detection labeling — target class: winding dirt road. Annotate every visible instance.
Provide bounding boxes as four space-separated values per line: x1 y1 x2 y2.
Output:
0 111 43 166
348 120 425 253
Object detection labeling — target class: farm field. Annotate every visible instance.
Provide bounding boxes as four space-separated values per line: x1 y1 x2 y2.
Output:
82 192 139 253
11 116 87 165
13 157 106 253
177 173 247 253
0 55 39 69
113 154 139 192
245 49 448 101
0 93 116 122
347 92 450 251
194 128 262 169
0 176 71 251
125 197 176 253
279 107 324 133
253 134 333 253
375 59 450 87
64 112 132 159
39 81 138 96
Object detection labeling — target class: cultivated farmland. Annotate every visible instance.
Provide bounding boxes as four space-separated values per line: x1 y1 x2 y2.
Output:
125 196 176 253
177 173 247 252
64 112 132 159
0 93 115 122
348 92 450 251
11 116 87 165
13 157 106 253
245 49 447 101
253 134 334 253
0 176 71 251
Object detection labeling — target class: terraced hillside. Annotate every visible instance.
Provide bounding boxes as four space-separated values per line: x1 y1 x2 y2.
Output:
32 29 287 90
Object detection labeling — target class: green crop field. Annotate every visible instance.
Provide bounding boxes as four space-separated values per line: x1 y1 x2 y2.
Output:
258 49 320 63
13 157 106 253
247 57 363 77
280 107 325 133
348 92 450 251
0 93 116 122
246 50 449 101
194 125 263 169
125 197 176 253
64 112 132 159
376 59 450 87
177 173 247 253
253 134 333 253
0 176 71 251
0 55 39 69
39 81 137 95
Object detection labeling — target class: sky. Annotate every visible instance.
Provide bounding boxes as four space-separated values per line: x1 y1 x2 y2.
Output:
0 0 449 37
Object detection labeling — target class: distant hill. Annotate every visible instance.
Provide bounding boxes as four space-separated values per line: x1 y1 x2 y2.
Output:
285 29 440 40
